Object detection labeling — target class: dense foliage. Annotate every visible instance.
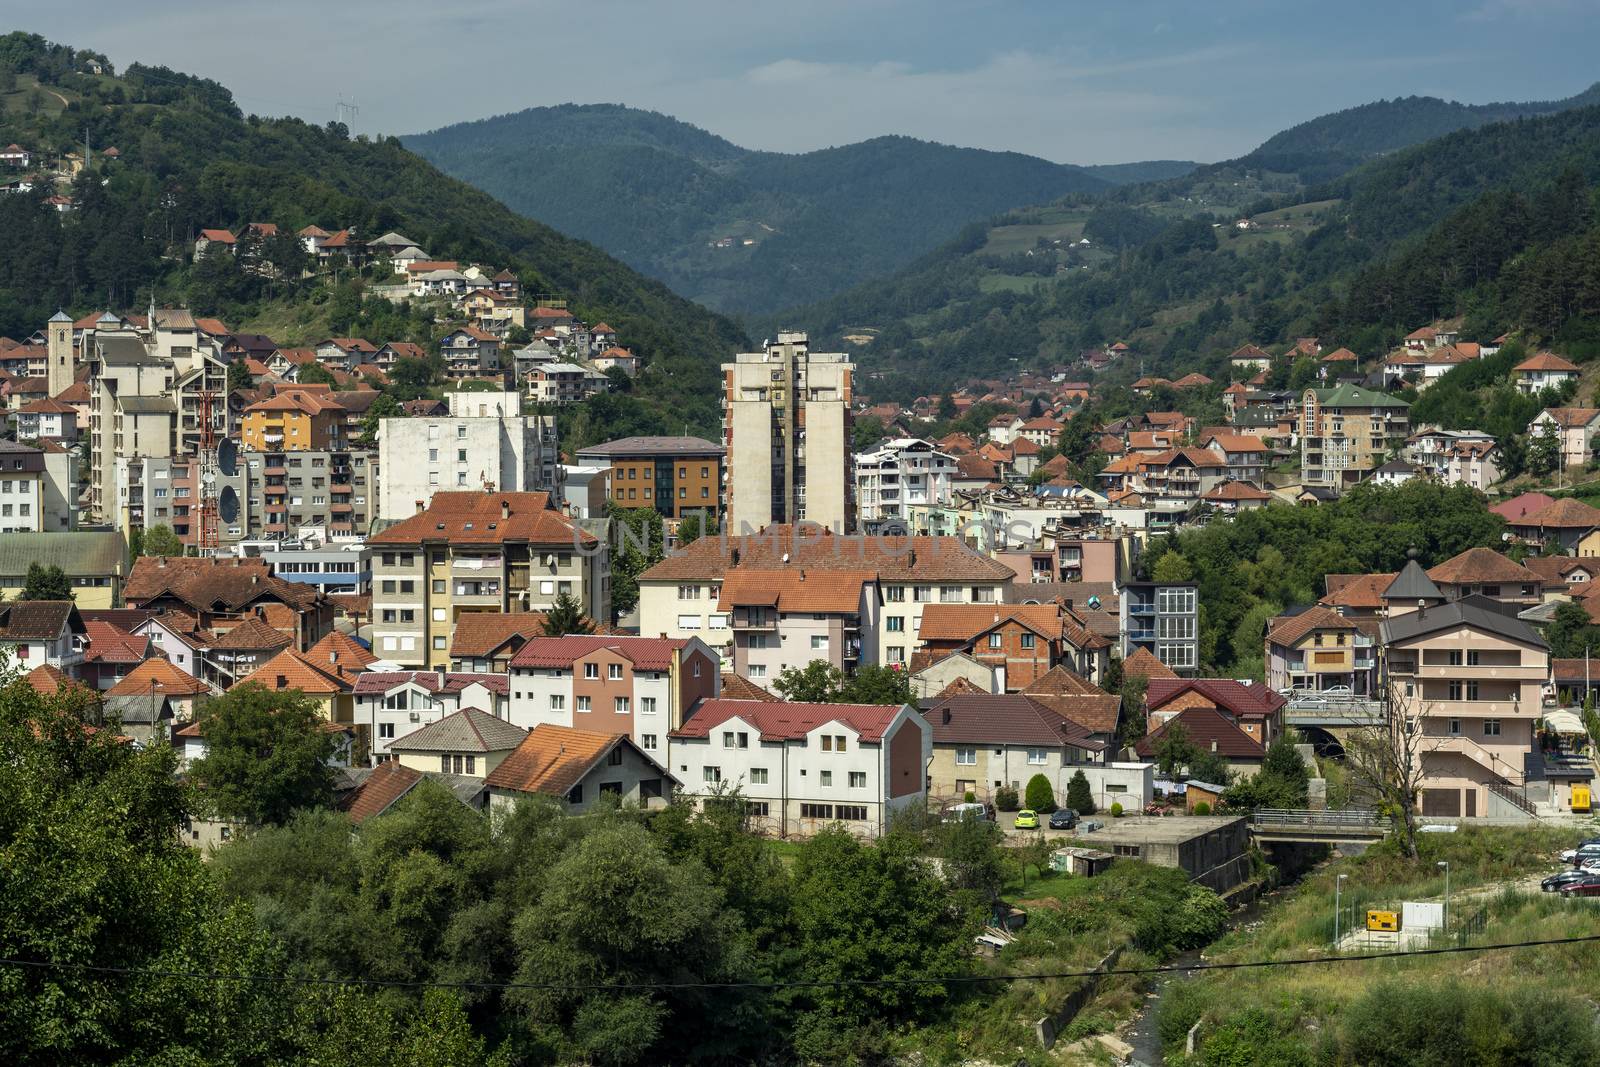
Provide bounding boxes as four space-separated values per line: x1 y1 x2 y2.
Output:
406 104 1108 315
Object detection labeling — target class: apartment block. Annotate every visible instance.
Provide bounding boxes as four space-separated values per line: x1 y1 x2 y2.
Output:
505 635 720 754
365 492 609 668
723 332 853 533
376 391 558 521
574 435 724 520
669 698 931 838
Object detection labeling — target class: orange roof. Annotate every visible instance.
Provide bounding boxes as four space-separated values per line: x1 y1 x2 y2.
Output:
107 658 209 698
485 724 644 797
368 492 596 547
1122 647 1177 679
240 648 352 695
1516 351 1580 373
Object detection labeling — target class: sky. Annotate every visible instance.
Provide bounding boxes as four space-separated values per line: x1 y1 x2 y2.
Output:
21 0 1600 164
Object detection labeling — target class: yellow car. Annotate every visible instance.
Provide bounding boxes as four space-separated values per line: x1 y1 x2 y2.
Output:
1013 809 1040 830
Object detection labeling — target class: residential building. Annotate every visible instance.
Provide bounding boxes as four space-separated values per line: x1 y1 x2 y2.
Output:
1119 580 1199 675
1528 407 1600 469
0 600 86 670
240 389 347 452
574 436 724 521
0 531 126 608
636 525 1014 672
388 707 527 779
668 698 931 838
923 692 1106 807
723 332 853 533
485 724 676 813
365 492 608 668
1514 351 1580 394
1381 594 1549 818
855 438 958 525
505 634 720 753
355 670 511 763
1300 384 1410 487
1264 606 1377 696
376 393 559 520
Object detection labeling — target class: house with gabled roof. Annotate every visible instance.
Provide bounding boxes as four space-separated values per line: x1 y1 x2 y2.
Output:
486 723 676 814
669 698 930 837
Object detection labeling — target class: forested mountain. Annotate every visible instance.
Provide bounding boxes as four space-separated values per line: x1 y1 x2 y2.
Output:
0 34 748 434
780 103 1600 397
404 103 1111 315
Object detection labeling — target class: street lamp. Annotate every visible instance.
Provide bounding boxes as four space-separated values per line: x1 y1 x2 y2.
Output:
1437 860 1450 933
1334 873 1349 949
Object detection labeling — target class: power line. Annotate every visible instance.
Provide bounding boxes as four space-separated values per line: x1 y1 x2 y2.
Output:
3 933 1599 994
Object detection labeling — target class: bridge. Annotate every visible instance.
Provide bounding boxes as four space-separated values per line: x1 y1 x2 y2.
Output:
1249 808 1387 844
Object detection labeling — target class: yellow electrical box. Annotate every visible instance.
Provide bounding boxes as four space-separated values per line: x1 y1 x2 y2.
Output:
1574 785 1591 814
1366 910 1399 932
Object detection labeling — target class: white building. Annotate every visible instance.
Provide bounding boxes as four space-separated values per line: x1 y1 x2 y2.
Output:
376 391 559 521
669 698 932 838
855 438 958 524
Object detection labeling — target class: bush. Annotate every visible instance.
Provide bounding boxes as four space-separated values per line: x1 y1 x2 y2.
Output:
994 785 1019 812
1067 770 1096 815
1111 802 1124 817
1024 774 1057 813
1193 801 1211 815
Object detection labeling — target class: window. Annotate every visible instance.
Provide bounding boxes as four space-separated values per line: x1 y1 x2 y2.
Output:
849 771 866 789
703 766 721 783
614 697 630 714
988 633 1003 649
1027 749 1048 765
750 767 769 784
576 696 592 712
1484 719 1502 737
584 663 599 679
837 805 868 821
1020 633 1036 650
800 803 833 819
608 663 623 680
641 733 658 750
956 746 976 765
886 616 904 633
550 695 566 710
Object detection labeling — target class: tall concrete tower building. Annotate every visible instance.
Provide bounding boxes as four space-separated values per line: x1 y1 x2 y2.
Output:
722 332 853 533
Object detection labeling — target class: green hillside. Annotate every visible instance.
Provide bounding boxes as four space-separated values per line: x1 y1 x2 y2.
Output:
0 34 748 435
779 103 1600 396
404 103 1111 315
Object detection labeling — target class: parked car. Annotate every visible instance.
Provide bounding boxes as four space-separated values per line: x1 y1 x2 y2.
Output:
1014 809 1040 830
1543 869 1597 893
1049 809 1079 831
1559 875 1600 897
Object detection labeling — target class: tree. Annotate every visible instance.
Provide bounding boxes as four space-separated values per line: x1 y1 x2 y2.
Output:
18 563 70 601
773 660 841 703
1345 683 1430 859
542 590 595 636
360 391 402 442
1066 770 1095 815
1024 773 1057 813
188 683 338 825
140 523 184 558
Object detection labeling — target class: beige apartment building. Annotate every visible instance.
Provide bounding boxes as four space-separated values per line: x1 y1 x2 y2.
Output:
723 332 853 533
1300 384 1410 487
366 492 608 668
1380 584 1549 819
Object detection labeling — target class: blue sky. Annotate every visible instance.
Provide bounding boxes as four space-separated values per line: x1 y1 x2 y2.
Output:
22 0 1600 163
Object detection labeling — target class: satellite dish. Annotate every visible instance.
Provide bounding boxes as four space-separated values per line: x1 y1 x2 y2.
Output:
217 438 237 478
218 486 239 524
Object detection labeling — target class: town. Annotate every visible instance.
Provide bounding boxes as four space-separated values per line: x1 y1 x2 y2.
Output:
5 23 1600 1067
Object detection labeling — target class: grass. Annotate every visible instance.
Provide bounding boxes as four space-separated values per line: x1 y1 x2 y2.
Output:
1160 824 1600 1063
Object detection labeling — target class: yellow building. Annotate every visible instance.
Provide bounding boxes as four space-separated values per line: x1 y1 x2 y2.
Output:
240 389 347 452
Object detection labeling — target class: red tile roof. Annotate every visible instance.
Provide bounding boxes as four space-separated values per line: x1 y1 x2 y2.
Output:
673 699 905 742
